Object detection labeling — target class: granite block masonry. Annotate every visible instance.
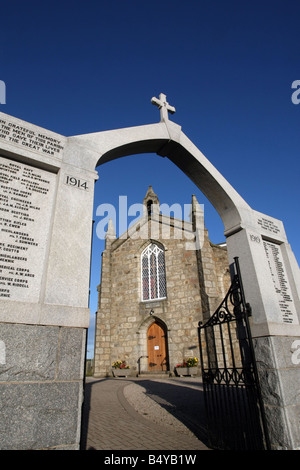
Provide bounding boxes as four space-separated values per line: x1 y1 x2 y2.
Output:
0 93 300 449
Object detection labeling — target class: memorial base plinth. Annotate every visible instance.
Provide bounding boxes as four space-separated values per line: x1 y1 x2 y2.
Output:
254 335 300 450
0 322 86 450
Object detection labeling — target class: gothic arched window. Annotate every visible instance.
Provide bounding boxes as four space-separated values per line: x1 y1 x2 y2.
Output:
141 243 167 301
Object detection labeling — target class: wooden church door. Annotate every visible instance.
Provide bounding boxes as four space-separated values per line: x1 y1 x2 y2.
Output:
147 322 168 371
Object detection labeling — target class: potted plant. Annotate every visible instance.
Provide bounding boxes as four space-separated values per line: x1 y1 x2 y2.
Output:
175 357 198 377
112 360 130 377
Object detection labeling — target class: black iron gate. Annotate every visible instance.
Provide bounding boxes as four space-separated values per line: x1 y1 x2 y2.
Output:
198 257 270 450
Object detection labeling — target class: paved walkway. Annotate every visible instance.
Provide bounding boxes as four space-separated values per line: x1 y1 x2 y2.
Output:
80 377 210 451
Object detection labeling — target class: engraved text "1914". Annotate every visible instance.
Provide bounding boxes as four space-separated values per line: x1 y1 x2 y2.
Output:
65 175 88 191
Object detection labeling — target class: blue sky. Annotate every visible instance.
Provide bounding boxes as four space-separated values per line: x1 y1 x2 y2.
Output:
1 1 300 358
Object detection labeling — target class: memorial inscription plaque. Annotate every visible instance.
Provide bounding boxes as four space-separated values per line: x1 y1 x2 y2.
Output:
0 155 56 303
263 240 298 324
0 117 64 157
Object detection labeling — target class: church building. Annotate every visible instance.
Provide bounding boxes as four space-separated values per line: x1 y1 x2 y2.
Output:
93 186 230 377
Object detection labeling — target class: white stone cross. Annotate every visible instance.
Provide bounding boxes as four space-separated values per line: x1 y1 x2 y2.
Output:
151 93 176 122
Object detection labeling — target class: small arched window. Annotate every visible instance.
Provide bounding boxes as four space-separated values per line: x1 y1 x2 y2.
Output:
141 243 167 301
147 200 153 216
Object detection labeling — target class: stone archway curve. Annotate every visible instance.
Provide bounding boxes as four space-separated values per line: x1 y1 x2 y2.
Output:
69 120 252 237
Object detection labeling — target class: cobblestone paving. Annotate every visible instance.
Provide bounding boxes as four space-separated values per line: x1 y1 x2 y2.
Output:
80 377 210 451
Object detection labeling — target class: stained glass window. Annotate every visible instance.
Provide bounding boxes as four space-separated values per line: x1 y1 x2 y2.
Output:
141 243 167 301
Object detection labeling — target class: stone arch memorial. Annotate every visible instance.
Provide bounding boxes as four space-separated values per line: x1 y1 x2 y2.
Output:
0 94 299 449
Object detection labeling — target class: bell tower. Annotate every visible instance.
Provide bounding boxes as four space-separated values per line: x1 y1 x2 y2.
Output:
143 185 160 217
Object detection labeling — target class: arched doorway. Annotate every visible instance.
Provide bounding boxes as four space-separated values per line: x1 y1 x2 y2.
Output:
147 320 169 371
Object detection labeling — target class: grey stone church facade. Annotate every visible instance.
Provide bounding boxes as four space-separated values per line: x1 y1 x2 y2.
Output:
93 187 230 377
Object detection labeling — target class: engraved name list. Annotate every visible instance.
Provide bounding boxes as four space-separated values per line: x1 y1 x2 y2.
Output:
263 240 298 324
0 156 56 302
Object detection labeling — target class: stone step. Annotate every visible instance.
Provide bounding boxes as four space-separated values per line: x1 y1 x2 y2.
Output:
136 371 172 379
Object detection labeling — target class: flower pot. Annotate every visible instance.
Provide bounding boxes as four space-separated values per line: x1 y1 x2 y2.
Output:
112 368 130 377
175 367 197 377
